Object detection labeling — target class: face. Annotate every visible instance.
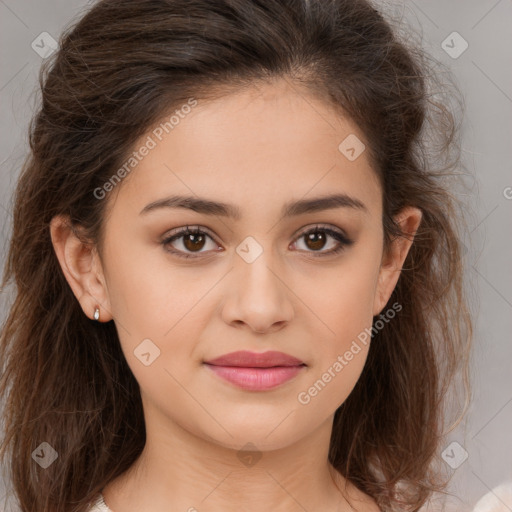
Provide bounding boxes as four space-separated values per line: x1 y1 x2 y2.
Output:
53 78 420 452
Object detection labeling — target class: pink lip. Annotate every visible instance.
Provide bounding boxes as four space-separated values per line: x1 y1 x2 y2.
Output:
203 350 306 391
204 365 305 390
204 350 304 367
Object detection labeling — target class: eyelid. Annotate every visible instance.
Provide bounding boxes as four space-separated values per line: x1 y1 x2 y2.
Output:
293 223 351 241
162 224 218 242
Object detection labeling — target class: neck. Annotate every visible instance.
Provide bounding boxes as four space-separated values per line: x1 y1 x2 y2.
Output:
101 407 357 512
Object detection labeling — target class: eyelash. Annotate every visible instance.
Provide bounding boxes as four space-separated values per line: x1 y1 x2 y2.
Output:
161 224 354 260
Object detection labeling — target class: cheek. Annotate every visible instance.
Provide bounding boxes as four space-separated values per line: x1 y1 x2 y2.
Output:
293 254 380 346
293 272 376 416
101 240 219 401
104 255 210 419
291 258 379 412
296 343 369 417
103 232 213 335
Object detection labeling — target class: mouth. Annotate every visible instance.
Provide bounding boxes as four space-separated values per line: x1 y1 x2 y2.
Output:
203 350 306 391
203 363 306 391
203 350 305 368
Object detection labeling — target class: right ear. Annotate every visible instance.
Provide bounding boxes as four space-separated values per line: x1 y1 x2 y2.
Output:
49 215 112 322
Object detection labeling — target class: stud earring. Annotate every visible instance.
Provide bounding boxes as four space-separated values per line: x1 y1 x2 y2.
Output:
93 307 100 321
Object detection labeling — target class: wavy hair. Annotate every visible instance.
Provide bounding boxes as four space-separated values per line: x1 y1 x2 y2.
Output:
0 0 473 510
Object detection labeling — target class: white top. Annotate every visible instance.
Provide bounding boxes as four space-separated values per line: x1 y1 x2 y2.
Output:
88 494 112 512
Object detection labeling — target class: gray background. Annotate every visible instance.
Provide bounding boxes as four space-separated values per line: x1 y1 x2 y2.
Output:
0 1 511 511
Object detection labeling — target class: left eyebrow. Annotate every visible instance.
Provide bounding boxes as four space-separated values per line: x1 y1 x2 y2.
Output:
139 193 369 219
281 193 368 219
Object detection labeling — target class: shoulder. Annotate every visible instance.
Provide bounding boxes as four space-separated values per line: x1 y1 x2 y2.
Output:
330 466 381 511
343 479 381 512
87 494 112 512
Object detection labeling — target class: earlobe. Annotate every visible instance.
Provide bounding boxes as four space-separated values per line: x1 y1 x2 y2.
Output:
372 206 423 316
49 215 111 322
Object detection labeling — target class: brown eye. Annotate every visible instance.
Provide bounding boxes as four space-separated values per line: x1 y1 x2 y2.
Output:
304 231 328 251
293 225 354 257
162 226 219 259
182 232 206 252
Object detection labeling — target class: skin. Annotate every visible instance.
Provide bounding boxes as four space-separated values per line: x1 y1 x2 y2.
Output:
50 78 422 512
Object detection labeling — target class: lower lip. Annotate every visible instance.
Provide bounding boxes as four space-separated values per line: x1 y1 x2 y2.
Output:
204 364 305 391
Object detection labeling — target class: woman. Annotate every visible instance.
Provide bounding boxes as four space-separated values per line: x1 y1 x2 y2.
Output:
0 0 472 510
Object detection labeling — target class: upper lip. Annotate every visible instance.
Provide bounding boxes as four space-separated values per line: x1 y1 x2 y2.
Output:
204 350 305 368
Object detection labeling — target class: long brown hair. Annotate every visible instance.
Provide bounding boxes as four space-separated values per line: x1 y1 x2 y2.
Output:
0 0 473 510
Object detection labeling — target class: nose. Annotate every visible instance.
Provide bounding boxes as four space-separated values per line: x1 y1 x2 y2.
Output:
221 248 294 335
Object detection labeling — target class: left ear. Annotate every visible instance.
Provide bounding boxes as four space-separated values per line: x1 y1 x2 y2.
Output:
372 206 423 316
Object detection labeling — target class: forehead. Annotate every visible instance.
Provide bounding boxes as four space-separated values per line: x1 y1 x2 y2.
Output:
109 79 382 220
